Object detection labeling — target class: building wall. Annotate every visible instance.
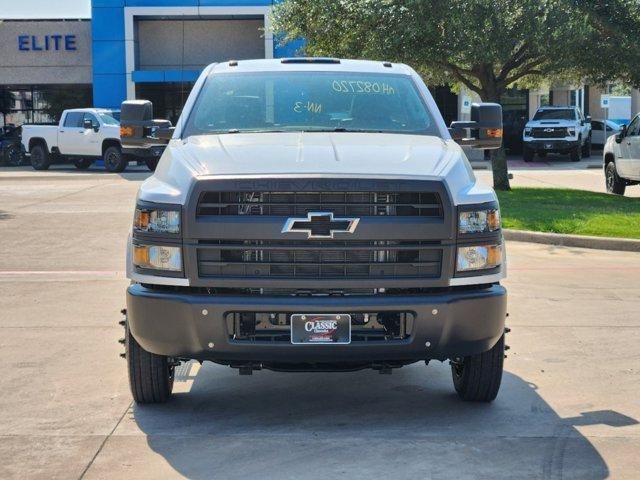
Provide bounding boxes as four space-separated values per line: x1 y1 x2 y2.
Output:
91 0 289 109
136 19 265 70
0 20 92 84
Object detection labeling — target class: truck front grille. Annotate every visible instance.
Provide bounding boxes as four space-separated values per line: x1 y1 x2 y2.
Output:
531 127 568 139
197 240 442 279
197 191 443 217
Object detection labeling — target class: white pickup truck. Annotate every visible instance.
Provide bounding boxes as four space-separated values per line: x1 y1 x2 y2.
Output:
522 106 592 162
21 108 155 172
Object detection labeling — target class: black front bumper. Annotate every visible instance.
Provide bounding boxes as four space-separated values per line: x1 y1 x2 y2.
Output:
126 284 507 365
525 139 579 153
122 146 165 159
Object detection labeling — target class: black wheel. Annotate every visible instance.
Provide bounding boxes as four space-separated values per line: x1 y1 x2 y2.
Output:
74 158 92 170
126 322 174 404
570 144 581 162
606 162 626 195
451 334 504 402
582 136 592 158
145 158 159 171
523 147 534 162
30 144 51 170
6 145 24 166
104 145 127 172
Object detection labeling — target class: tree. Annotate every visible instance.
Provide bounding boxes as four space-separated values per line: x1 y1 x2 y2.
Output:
272 0 640 190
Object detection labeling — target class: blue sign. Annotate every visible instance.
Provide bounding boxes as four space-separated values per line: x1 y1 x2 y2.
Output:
18 35 77 52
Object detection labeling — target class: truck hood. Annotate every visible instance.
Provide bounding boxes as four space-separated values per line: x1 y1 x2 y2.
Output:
139 132 494 206
175 132 453 176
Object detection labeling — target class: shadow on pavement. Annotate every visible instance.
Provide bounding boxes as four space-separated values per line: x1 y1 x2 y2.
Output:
0 210 13 221
132 363 637 479
0 164 152 181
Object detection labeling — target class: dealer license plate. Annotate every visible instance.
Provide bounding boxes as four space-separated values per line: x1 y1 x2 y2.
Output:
290 314 351 345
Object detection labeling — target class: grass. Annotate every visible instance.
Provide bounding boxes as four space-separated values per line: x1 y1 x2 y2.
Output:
496 188 640 239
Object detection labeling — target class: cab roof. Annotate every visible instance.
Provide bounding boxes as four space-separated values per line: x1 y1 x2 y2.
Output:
207 58 414 75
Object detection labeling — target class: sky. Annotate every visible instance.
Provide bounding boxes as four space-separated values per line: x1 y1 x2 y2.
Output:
0 0 91 19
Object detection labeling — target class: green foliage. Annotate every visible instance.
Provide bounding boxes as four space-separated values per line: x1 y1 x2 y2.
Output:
273 0 640 98
497 188 640 239
272 0 640 190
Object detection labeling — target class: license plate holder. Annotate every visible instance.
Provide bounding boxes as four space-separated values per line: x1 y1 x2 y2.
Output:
290 314 351 345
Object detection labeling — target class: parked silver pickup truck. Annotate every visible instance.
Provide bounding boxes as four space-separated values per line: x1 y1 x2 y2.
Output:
120 58 509 404
603 112 640 195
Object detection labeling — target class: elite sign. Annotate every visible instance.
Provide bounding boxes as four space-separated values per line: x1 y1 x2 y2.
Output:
17 34 77 52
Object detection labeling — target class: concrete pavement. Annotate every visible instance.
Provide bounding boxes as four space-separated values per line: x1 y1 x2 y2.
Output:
0 168 639 479
473 151 640 197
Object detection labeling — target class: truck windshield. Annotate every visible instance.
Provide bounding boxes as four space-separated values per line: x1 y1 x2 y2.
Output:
182 72 437 137
533 109 576 121
98 112 120 125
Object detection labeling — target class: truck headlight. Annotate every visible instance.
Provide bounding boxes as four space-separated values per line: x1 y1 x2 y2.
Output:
459 209 501 234
133 245 182 271
567 128 576 136
134 208 180 234
524 127 532 136
457 244 502 272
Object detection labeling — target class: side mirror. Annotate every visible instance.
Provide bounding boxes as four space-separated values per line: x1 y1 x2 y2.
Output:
586 115 592 123
615 125 627 143
449 103 503 149
155 127 175 141
119 100 173 147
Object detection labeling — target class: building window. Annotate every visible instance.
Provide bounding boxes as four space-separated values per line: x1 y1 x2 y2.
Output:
135 83 195 125
0 85 92 128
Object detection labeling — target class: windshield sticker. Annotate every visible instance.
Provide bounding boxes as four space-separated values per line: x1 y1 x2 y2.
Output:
331 80 396 95
294 101 323 113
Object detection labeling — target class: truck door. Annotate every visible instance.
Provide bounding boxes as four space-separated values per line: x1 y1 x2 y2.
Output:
57 112 84 156
619 115 640 179
78 112 102 157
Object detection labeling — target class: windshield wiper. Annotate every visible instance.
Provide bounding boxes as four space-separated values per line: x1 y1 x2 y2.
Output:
301 127 385 133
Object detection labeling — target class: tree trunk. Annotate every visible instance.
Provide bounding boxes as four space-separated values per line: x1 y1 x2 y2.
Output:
482 89 511 191
490 147 511 191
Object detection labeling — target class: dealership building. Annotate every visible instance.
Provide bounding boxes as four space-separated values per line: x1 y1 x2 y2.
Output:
1 0 639 144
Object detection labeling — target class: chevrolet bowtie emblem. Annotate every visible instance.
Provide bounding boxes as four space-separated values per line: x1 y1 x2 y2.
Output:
281 212 360 239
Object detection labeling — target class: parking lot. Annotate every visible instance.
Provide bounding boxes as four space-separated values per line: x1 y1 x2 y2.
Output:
1 165 639 479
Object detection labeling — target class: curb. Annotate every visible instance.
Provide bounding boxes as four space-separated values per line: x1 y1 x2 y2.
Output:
504 229 640 252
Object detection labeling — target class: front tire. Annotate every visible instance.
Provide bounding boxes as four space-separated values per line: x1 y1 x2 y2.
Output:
523 147 534 162
104 145 127 172
30 144 51 170
570 144 581 162
451 334 504 402
126 322 174 404
145 158 159 171
6 145 24 166
606 162 626 195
